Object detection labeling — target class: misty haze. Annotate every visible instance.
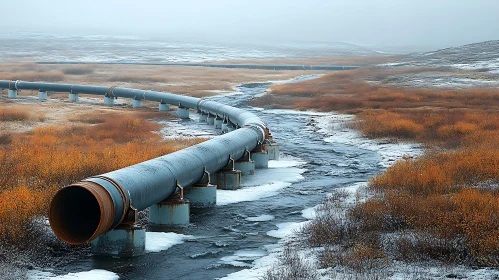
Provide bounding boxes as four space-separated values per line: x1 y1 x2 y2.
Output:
1 1 499 279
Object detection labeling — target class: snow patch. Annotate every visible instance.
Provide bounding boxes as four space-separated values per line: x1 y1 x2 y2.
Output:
145 232 193 253
28 269 118 280
246 215 275 222
267 221 309 239
217 157 306 206
313 114 422 168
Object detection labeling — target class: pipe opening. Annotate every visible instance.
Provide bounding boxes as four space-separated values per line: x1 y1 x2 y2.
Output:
49 183 115 245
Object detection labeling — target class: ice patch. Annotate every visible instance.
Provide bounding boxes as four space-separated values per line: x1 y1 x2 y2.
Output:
159 119 216 140
268 157 306 168
28 269 118 280
302 205 320 220
220 249 280 280
313 114 422 168
145 232 193 253
246 215 275 222
217 182 293 206
267 221 309 239
217 157 306 206
219 249 267 268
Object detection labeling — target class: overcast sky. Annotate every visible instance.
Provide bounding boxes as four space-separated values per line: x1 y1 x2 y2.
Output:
3 0 499 50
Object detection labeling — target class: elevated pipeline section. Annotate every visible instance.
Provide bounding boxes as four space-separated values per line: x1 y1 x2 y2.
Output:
0 80 268 245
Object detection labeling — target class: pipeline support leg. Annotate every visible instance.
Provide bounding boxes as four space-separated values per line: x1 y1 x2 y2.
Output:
176 107 190 119
214 169 241 190
184 184 217 208
68 93 79 103
159 103 169 112
234 153 255 176
8 89 17 98
90 224 146 257
132 99 143 108
207 115 215 125
38 91 47 101
252 143 269 169
104 96 115 105
267 142 280 160
198 113 207 123
149 194 190 226
214 117 223 129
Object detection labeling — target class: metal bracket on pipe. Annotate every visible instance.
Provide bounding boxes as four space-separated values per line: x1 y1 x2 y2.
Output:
223 157 235 171
121 199 138 225
176 181 184 200
106 86 116 98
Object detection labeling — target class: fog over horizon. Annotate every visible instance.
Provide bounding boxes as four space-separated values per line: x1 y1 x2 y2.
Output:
2 0 499 52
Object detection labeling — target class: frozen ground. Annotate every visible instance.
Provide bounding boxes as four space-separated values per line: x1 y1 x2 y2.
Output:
377 40 499 88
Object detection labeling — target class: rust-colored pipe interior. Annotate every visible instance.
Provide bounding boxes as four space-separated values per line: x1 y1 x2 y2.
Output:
49 183 115 245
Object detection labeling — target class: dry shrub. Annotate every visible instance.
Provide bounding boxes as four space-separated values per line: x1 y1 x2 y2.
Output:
336 244 388 272
107 74 167 83
256 68 499 114
361 148 499 266
0 108 31 122
262 245 319 280
62 66 95 75
0 71 64 82
352 110 499 148
0 113 203 244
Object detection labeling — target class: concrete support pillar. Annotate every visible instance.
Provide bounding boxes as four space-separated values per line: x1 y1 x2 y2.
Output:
214 116 223 129
207 114 215 125
90 224 146 257
38 91 47 101
149 193 190 226
176 106 190 119
8 89 18 98
252 143 269 169
221 118 229 133
132 99 143 108
184 171 216 208
267 142 280 160
159 103 170 112
234 151 255 176
68 93 79 103
213 159 241 190
198 111 207 123
227 123 236 132
104 96 115 105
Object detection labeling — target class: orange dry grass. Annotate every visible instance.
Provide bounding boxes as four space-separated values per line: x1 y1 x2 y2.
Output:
367 148 499 265
261 68 499 113
353 110 499 148
0 108 32 121
0 114 203 243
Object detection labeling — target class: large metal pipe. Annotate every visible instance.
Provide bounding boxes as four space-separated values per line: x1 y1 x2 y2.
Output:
0 80 267 245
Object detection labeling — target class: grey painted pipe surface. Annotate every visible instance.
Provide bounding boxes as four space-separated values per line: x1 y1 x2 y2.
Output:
0 80 267 244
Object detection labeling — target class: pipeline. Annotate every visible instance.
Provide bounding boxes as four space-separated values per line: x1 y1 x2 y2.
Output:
0 80 267 245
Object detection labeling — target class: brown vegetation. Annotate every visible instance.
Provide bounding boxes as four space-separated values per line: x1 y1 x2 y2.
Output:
0 111 203 244
265 67 499 269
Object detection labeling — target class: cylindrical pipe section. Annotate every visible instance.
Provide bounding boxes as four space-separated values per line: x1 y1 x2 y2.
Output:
49 182 117 245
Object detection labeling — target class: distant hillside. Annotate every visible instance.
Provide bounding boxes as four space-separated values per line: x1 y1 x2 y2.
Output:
396 40 499 73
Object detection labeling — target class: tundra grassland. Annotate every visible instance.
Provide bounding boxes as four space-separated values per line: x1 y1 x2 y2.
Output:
254 67 499 274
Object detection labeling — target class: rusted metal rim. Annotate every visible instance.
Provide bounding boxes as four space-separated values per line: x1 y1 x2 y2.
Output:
49 181 115 245
89 175 129 227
